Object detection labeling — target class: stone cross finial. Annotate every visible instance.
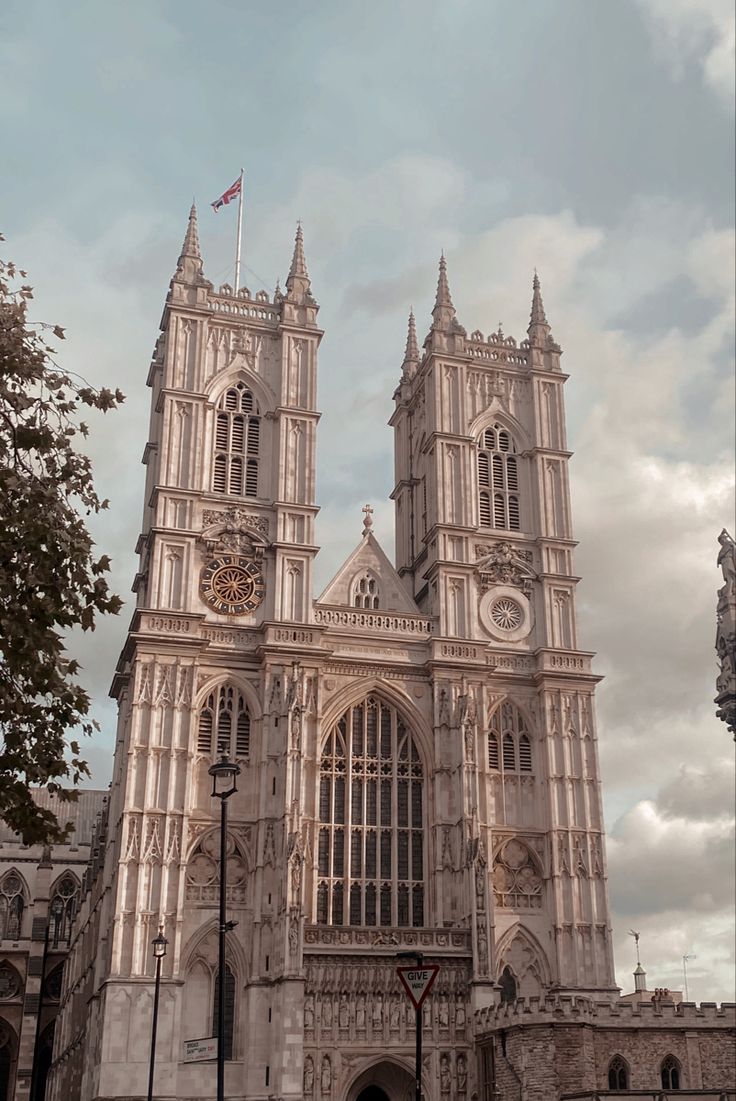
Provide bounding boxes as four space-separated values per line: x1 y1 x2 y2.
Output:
362 504 373 535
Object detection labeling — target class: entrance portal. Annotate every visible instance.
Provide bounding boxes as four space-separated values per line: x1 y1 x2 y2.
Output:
347 1058 415 1101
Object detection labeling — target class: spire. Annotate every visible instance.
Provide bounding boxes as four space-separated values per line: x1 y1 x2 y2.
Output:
285 222 312 302
527 270 551 346
175 203 203 282
401 309 420 377
431 253 456 331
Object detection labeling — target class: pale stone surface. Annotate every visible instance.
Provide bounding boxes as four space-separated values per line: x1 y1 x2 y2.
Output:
40 217 733 1101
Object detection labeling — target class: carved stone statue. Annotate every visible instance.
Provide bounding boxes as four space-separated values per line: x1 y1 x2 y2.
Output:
304 996 314 1031
356 994 366 1030
718 529 736 593
455 995 466 1030
715 529 736 737
321 997 333 1029
320 1054 332 1093
457 1052 468 1092
304 1054 314 1094
339 994 349 1029
440 1053 452 1093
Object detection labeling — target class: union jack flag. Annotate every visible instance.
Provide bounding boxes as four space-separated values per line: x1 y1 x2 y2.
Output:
211 176 242 212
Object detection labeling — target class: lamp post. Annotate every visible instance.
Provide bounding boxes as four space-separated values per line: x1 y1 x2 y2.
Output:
209 754 240 1101
146 925 168 1101
29 895 65 1101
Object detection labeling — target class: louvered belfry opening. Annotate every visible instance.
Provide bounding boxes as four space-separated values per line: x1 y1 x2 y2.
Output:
317 697 424 928
213 382 260 497
477 423 521 531
488 701 533 774
197 684 251 759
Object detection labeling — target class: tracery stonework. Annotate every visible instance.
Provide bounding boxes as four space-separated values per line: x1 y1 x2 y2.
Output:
52 208 717 1101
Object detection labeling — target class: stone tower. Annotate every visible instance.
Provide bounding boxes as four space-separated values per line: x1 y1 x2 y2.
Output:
49 221 617 1101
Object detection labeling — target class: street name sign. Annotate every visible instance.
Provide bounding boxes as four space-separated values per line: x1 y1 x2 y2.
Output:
396 964 440 1010
183 1036 217 1063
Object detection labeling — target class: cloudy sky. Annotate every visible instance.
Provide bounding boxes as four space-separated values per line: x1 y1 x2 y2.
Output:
2 0 734 1001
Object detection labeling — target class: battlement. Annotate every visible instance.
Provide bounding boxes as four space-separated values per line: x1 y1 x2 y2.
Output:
475 995 736 1034
464 328 531 368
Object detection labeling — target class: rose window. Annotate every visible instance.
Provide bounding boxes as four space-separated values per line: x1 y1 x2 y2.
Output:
491 597 523 631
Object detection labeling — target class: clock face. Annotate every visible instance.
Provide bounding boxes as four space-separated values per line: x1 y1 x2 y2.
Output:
200 555 265 615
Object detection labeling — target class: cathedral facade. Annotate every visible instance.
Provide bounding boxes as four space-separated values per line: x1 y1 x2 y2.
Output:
45 210 733 1101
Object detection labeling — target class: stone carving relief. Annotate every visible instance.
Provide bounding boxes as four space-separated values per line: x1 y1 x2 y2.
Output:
716 529 736 735
492 839 542 909
185 831 248 903
475 541 535 595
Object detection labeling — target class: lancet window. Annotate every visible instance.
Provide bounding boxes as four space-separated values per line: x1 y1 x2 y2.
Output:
213 965 235 1060
477 424 521 531
488 701 533 773
197 684 251 759
499 966 517 1004
49 874 80 948
352 573 380 609
212 383 260 498
661 1055 681 1089
608 1056 629 1091
0 873 25 941
317 697 424 928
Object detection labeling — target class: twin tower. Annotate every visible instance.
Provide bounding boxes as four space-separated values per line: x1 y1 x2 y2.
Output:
49 207 616 1101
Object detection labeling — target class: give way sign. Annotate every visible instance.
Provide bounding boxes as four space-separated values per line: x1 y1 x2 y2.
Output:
396 964 440 1010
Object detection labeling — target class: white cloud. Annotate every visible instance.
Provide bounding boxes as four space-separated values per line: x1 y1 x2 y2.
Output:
635 0 735 107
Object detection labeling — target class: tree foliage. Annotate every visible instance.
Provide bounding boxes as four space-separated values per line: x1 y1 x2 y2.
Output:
0 236 123 844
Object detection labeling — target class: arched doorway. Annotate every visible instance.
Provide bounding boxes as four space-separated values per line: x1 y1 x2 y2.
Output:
346 1058 415 1101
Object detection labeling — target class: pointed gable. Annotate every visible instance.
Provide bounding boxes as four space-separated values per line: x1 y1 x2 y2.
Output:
316 532 421 614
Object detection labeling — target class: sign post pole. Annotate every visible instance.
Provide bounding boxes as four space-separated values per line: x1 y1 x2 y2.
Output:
396 954 440 1101
415 1002 422 1101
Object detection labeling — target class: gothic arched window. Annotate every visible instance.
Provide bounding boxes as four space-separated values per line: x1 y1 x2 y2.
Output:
50 874 80 948
488 701 533 774
0 873 25 941
608 1055 629 1091
213 965 235 1060
212 382 260 498
317 697 424 928
661 1055 681 1089
352 573 380 609
197 684 251 759
477 424 521 531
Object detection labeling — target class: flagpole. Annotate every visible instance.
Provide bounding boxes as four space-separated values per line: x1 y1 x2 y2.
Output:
234 168 244 293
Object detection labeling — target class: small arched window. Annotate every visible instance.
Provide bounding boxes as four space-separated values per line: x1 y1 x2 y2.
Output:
0 873 25 941
213 965 235 1060
488 701 533 774
661 1055 681 1089
477 423 521 531
499 966 517 1004
213 383 260 498
352 573 380 609
608 1056 629 1091
198 684 251 759
50 874 80 948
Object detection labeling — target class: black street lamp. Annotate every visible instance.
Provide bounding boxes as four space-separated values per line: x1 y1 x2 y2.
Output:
146 925 168 1101
209 754 240 1101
